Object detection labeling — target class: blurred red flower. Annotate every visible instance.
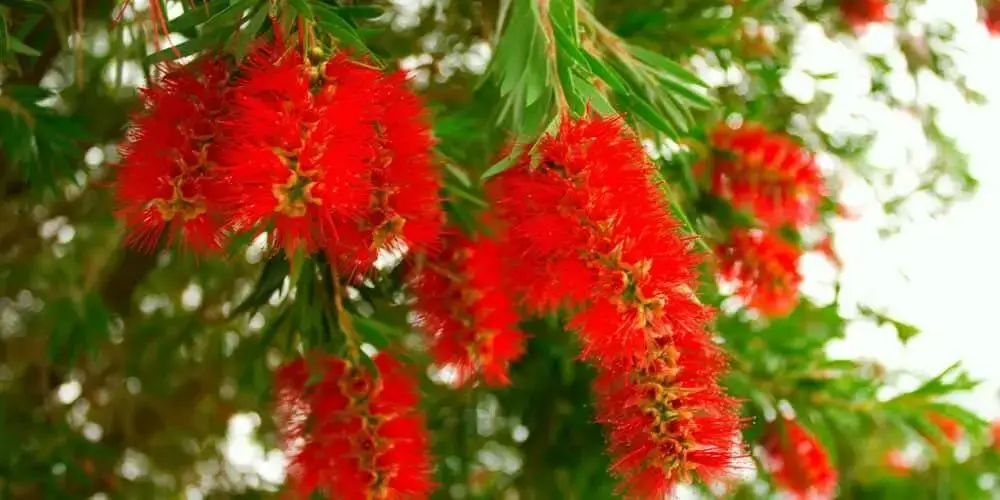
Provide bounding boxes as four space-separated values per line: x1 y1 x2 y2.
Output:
716 229 803 317
707 122 825 229
411 230 525 386
762 418 837 500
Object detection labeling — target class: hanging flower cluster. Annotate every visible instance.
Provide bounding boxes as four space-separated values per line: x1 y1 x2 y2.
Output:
115 40 442 274
490 115 743 497
274 353 433 499
116 48 746 497
411 230 525 386
716 229 802 317
840 0 889 29
115 56 233 253
704 121 821 317
762 418 838 499
706 122 825 229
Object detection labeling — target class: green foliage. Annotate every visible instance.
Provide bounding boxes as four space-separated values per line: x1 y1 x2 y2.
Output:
1 0 996 499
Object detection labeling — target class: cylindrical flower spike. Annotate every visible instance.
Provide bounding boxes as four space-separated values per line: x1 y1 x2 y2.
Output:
274 353 434 499
411 230 525 386
489 115 743 495
115 56 233 253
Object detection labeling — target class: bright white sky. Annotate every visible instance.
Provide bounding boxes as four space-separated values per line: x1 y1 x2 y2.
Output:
786 0 1000 420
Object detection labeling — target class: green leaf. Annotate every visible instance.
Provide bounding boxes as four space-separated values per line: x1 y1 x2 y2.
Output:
335 5 384 19
168 0 232 32
0 14 9 59
582 51 630 96
8 37 40 56
627 94 678 137
287 0 314 19
146 35 220 63
311 1 373 56
234 4 268 61
200 0 257 34
571 74 615 115
352 317 396 349
445 183 489 208
232 254 290 317
481 146 523 181
444 163 472 188
629 45 708 87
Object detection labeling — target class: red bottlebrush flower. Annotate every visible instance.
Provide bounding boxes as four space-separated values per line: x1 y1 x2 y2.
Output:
489 115 743 494
707 122 825 229
883 449 910 476
490 115 707 369
359 70 444 265
115 56 232 253
411 230 525 386
927 412 963 444
592 328 744 498
220 41 442 273
274 353 434 499
716 229 803 317
762 418 837 500
840 0 888 29
984 3 1000 35
219 42 379 259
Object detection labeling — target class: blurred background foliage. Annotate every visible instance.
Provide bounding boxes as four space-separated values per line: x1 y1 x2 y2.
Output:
1 0 998 498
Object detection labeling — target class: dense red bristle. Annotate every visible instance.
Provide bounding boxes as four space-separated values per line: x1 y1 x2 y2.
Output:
274 353 434 499
716 228 802 317
217 41 378 259
411 230 525 386
762 418 837 500
114 56 232 253
489 114 743 495
707 122 825 229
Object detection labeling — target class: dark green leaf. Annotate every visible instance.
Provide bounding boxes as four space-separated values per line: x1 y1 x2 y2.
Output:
481 145 525 181
234 4 268 61
168 0 232 32
8 37 40 56
311 1 372 56
629 45 707 87
200 0 257 34
334 5 384 19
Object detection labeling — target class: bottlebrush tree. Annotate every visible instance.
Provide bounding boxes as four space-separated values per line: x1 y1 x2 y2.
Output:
1 0 999 499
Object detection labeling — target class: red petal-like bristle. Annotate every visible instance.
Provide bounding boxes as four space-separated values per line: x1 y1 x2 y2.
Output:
114 56 232 253
274 353 434 499
412 229 525 386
